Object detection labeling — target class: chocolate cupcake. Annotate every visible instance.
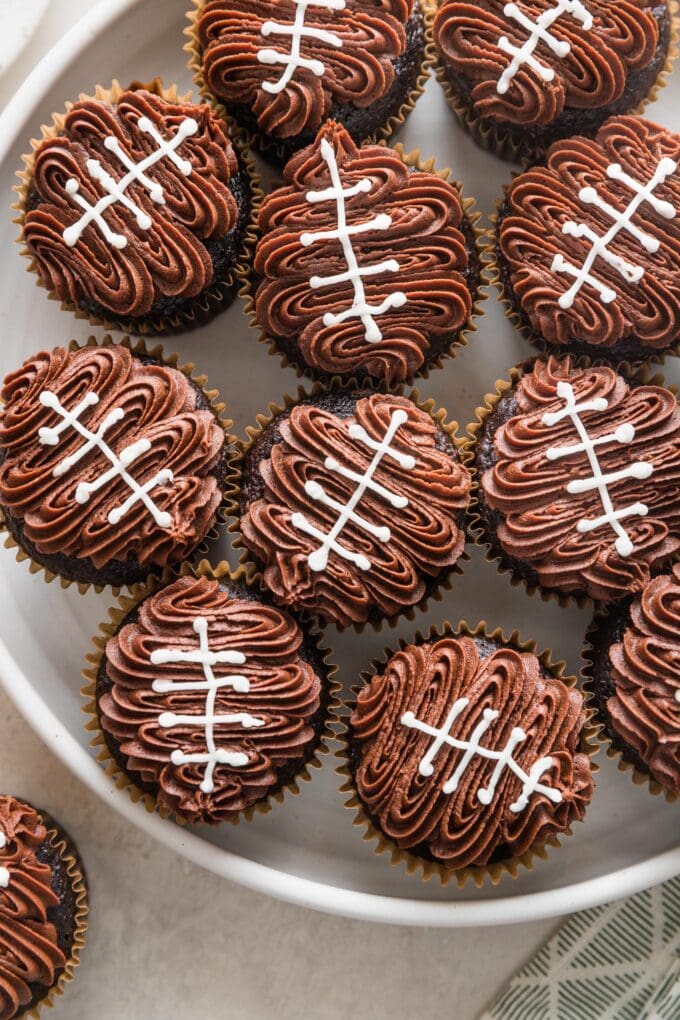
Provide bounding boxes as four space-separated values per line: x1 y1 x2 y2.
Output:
585 565 680 798
0 795 87 1020
344 626 594 881
250 120 482 384
187 0 430 162
434 0 673 164
0 341 232 590
87 569 333 824
496 115 680 361
238 388 472 627
17 80 255 335
470 355 680 604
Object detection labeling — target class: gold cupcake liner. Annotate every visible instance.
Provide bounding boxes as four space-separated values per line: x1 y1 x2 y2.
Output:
336 618 599 888
25 814 88 1020
81 558 340 827
0 334 239 596
184 0 437 163
433 0 680 166
13 78 263 337
464 353 674 610
581 606 678 805
241 141 490 384
231 375 473 633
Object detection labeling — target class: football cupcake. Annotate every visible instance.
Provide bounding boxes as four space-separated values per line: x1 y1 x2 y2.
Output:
470 355 680 604
251 120 481 384
237 387 472 627
0 341 232 589
434 0 673 163
188 0 430 161
17 80 255 334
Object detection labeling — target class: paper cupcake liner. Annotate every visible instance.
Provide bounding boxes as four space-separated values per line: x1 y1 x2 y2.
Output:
433 0 679 166
81 558 340 827
581 605 678 805
336 618 599 888
231 375 472 633
0 334 239 596
23 812 88 1020
184 0 436 164
241 142 490 385
464 353 674 610
13 78 263 337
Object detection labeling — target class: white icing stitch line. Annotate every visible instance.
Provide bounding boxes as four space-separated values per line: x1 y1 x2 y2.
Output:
542 381 654 557
0 831 8 889
62 115 198 250
300 137 407 343
496 0 593 95
38 389 174 529
151 617 264 795
291 407 416 572
552 157 678 309
401 697 562 813
258 0 346 95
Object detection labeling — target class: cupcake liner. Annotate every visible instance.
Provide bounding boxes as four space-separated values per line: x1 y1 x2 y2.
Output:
464 354 675 610
336 618 599 888
13 78 263 337
581 605 678 805
25 813 88 1020
184 0 436 164
241 141 489 384
232 375 472 633
433 0 680 166
81 558 340 827
0 334 239 596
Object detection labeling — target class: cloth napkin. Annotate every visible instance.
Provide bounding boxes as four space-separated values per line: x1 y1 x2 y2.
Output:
481 878 680 1020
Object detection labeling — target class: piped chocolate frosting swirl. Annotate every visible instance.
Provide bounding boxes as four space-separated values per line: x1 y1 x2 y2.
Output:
0 797 66 1020
350 635 593 869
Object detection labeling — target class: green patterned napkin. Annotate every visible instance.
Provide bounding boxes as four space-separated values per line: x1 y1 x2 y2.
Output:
481 878 680 1020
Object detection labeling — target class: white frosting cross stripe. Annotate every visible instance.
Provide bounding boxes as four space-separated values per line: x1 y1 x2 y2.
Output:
552 157 678 309
151 616 264 794
0 832 8 889
258 0 345 94
497 0 593 95
291 408 416 572
542 380 654 557
300 137 407 343
401 697 562 813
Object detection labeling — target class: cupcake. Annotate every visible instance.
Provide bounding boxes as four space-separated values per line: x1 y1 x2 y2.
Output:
238 388 472 627
585 565 680 798
344 626 594 882
88 570 332 824
470 355 680 604
496 115 680 361
0 795 87 1019
188 0 430 161
17 80 255 335
434 0 673 164
250 120 481 384
0 341 232 589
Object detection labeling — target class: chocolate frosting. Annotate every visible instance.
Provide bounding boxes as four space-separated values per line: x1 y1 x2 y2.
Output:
99 575 322 823
607 565 680 793
240 392 471 626
0 345 225 570
198 0 412 139
0 797 66 1020
499 116 680 351
350 636 593 868
255 121 474 382
435 0 660 127
23 88 240 318
480 356 680 602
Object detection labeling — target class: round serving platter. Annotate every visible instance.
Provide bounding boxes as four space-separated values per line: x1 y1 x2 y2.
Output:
0 0 678 927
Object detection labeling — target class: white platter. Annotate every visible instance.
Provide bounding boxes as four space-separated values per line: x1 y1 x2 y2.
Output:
0 0 679 928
